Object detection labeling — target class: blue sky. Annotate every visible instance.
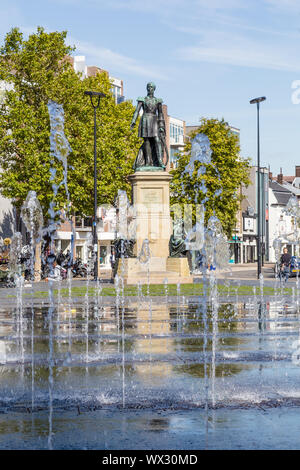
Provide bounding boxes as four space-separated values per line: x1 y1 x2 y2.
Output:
1 0 300 176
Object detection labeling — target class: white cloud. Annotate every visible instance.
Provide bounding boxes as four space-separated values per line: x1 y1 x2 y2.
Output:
1 23 169 81
71 37 169 80
58 0 247 13
176 30 300 72
172 15 300 40
53 0 186 13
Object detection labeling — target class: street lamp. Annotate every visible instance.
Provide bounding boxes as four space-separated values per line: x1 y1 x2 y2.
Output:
84 90 106 281
250 96 266 280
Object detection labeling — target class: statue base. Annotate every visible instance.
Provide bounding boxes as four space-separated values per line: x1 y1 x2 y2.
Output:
135 166 165 172
116 171 193 285
116 257 192 285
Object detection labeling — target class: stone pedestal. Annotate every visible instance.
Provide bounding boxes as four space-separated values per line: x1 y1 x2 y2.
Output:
129 171 172 258
166 257 191 277
117 171 193 285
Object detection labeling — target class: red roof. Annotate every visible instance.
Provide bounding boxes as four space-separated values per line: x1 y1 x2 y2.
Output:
282 176 294 183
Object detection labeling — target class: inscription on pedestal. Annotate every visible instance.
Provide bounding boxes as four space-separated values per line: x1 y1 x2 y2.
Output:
141 188 163 207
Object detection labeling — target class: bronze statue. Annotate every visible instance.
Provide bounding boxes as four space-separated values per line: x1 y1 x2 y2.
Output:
130 82 168 171
169 218 188 258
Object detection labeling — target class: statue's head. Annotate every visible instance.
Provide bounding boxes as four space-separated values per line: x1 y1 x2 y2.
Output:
146 82 156 93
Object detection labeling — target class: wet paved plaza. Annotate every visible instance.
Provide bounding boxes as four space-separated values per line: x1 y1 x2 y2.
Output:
0 285 300 449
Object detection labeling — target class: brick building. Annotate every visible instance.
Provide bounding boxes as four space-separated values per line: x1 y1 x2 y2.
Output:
69 55 124 103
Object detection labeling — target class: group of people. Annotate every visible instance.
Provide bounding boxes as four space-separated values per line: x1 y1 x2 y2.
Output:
41 249 72 280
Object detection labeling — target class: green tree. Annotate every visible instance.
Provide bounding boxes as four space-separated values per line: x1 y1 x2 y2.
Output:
0 27 140 219
170 118 251 237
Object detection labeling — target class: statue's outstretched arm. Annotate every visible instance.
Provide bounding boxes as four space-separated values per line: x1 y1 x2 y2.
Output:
130 101 143 130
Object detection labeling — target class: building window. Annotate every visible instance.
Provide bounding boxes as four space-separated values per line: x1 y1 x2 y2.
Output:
76 246 83 260
75 215 93 228
170 123 183 143
170 148 178 163
110 85 122 103
100 246 107 265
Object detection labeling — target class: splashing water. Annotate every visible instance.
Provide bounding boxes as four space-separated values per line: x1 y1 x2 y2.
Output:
182 134 230 276
259 273 264 297
116 190 136 241
9 232 23 276
21 191 44 282
164 277 169 304
138 239 151 265
47 100 71 200
205 216 230 272
21 191 43 243
182 132 231 431
46 100 73 450
47 100 76 271
20 193 44 414
185 133 212 178
138 239 151 296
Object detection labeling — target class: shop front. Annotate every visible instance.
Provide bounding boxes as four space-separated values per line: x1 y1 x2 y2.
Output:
229 237 243 264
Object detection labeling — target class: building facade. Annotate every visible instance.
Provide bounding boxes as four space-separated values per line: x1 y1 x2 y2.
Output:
241 166 269 264
54 205 116 274
71 55 124 103
267 166 300 261
161 105 186 170
268 180 293 262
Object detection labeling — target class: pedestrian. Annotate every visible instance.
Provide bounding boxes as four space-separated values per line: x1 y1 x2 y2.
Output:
110 249 116 270
57 250 65 266
280 247 291 282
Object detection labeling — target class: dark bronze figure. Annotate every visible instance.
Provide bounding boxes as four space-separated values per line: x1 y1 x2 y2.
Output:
130 82 168 171
169 218 188 258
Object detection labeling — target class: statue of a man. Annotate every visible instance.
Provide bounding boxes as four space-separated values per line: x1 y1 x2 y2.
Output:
169 217 188 257
130 82 167 170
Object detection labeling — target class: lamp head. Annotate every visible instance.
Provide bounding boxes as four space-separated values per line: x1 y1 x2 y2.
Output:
84 91 106 98
250 96 266 104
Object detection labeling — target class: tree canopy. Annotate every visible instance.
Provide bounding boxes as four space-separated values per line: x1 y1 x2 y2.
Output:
0 27 140 219
170 118 251 237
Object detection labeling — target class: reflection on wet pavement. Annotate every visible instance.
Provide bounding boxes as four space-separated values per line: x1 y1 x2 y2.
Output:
0 295 300 449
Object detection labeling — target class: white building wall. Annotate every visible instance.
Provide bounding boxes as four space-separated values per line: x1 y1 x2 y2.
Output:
268 188 293 262
72 56 123 103
169 116 185 167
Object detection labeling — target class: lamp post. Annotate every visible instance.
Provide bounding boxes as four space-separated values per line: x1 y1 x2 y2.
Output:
84 91 106 281
250 96 266 280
